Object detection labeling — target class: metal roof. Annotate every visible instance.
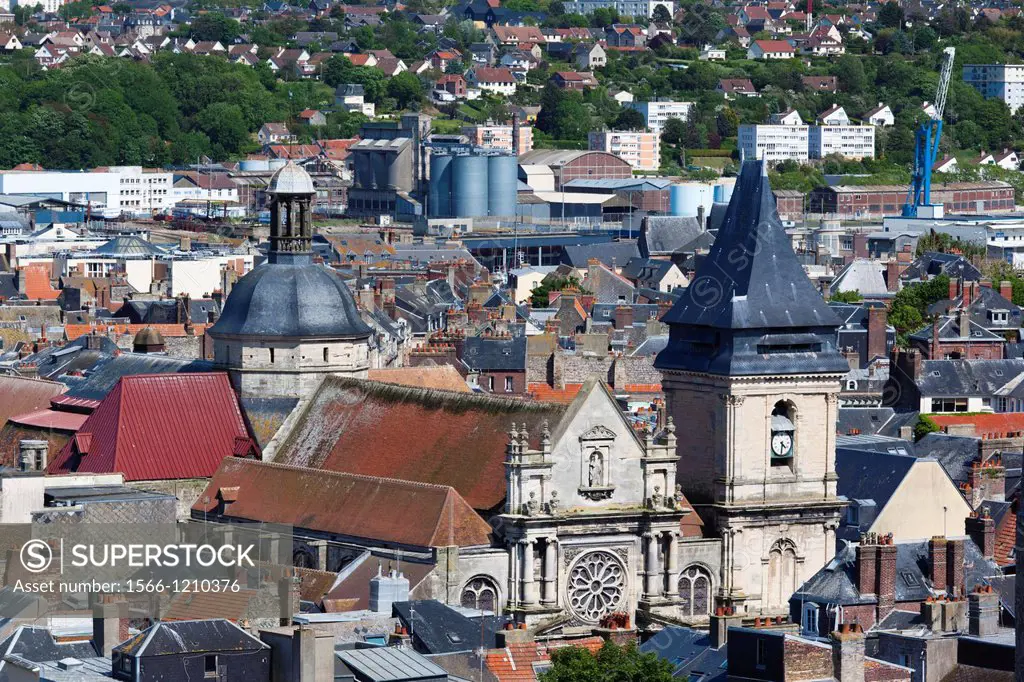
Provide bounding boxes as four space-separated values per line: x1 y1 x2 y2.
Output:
337 647 448 681
563 178 674 191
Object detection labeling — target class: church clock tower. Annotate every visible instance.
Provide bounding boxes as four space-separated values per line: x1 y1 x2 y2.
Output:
655 160 847 616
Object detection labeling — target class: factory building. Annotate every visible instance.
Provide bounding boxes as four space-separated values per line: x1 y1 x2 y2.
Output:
428 147 518 219
809 182 1015 219
347 114 432 217
518 150 633 191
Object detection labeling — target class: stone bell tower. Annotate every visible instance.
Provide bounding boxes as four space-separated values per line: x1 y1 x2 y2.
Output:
655 160 847 616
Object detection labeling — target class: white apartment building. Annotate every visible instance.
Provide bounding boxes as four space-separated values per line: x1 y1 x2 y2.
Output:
588 130 661 170
563 0 672 18
462 124 534 155
0 167 175 218
13 0 64 15
809 125 876 160
626 100 693 134
963 64 1024 113
738 124 809 162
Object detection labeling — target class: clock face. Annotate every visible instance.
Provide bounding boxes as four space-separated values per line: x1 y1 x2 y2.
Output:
771 432 793 457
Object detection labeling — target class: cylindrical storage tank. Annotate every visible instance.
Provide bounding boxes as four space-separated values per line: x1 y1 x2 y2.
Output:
429 153 453 218
452 153 489 218
670 184 702 217
355 152 372 189
386 150 403 190
240 159 270 172
267 158 287 171
486 153 517 218
372 152 388 190
716 178 737 203
669 185 686 216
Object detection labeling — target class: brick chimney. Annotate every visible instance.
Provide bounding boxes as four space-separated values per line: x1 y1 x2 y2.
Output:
614 305 634 330
710 607 743 649
830 624 865 682
946 539 965 598
965 510 996 561
885 260 899 292
867 306 887 363
949 278 959 301
959 308 970 340
967 459 1005 506
877 540 897 620
1000 280 1013 301
963 281 974 308
929 537 947 592
855 542 878 596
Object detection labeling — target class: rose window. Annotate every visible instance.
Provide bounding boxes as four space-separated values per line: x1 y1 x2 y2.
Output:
567 550 626 622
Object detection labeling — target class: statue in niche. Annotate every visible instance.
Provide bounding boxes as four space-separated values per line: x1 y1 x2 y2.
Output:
651 485 663 509
672 484 685 509
588 451 604 488
548 490 559 514
526 491 539 516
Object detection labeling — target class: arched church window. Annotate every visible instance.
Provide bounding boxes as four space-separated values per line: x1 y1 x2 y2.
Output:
678 565 712 618
460 576 499 613
767 539 798 609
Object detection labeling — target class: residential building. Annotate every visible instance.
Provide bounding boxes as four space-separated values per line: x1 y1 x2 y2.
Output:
588 130 661 171
738 123 809 162
551 71 599 90
699 44 726 60
334 84 375 117
626 100 694 133
809 123 876 160
574 42 606 70
563 0 673 19
747 39 795 59
468 67 517 96
463 124 534 154
605 23 647 48
716 78 757 98
977 148 1020 170
817 104 849 125
257 122 295 145
801 75 837 93
0 166 175 217
863 102 894 126
963 63 1024 113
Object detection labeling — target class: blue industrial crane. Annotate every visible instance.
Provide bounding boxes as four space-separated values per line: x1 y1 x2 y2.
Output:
902 47 957 218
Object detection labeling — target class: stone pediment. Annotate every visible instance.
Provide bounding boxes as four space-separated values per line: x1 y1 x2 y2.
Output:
579 425 617 441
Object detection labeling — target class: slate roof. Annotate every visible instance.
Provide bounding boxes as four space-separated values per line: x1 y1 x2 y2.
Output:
270 377 566 511
584 261 636 304
114 619 267 657
210 262 372 340
462 335 526 372
0 626 97 663
836 407 919 438
337 646 450 682
639 216 703 257
656 161 847 376
48 373 255 481
913 433 980 486
901 252 982 283
908 315 1005 344
639 627 726 681
560 241 639 268
194 458 491 548
50 353 215 410
835 443 917 535
831 259 890 297
392 600 513 654
913 359 1024 397
927 284 1023 329
630 334 668 357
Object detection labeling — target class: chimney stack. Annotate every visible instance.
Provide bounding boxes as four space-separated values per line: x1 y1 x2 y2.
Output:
92 598 127 657
1000 280 1013 301
946 538 965 598
830 624 865 682
885 260 899 292
968 585 999 637
866 306 887 363
965 511 996 561
710 607 743 649
929 537 947 592
614 305 634 330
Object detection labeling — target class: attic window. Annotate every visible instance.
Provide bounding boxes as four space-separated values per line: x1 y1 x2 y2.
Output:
931 371 941 377
995 370 1004 376
900 571 920 587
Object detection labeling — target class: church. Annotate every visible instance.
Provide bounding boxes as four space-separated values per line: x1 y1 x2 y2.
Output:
203 160 847 630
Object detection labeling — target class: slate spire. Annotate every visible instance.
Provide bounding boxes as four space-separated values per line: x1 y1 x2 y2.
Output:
656 160 848 376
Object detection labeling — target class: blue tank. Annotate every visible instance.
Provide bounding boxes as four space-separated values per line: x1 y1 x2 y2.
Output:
452 153 489 218
486 153 518 218
429 153 453 218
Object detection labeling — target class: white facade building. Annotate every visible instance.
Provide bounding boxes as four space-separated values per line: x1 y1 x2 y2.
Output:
963 64 1024 113
626 100 694 134
738 124 809 162
809 125 876 160
563 0 672 18
13 0 64 15
0 167 174 217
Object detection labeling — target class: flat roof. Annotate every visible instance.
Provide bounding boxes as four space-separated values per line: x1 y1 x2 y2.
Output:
44 485 176 504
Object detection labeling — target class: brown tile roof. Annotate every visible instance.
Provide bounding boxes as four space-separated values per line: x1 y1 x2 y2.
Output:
194 457 493 548
323 553 434 610
20 264 59 301
0 421 73 469
271 377 566 511
368 366 469 392
485 637 605 681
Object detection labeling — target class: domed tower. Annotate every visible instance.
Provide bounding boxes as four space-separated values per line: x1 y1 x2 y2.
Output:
209 162 372 398
133 327 166 354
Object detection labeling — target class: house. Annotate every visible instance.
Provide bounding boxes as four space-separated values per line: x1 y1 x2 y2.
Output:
297 109 326 127
802 23 844 55
888 352 1024 414
334 84 375 117
113 620 271 681
748 39 795 59
716 78 757 98
0 33 23 51
258 122 296 146
621 257 689 293
499 49 537 72
699 44 726 60
863 102 894 127
469 42 497 65
492 25 545 46
818 103 850 125
927 279 1022 341
468 66 517 96
934 155 958 173
834 437 973 545
982 148 1020 170
551 70 598 90
605 23 646 48
574 42 606 70
801 75 837 93
428 48 462 71
461 334 527 394
436 73 467 98
770 109 803 125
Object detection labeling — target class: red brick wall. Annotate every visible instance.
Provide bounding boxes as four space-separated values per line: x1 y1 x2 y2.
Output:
480 371 526 395
783 638 833 680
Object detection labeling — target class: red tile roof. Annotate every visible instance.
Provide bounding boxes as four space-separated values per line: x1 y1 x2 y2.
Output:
271 377 566 511
994 507 1016 567
47 373 254 481
0 376 66 429
754 39 795 52
20 264 59 300
526 383 583 404
64 323 210 341
929 414 1024 440
485 637 605 681
194 458 492 548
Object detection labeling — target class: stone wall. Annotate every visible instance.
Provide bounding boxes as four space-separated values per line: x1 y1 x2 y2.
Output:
529 351 662 389
133 478 211 520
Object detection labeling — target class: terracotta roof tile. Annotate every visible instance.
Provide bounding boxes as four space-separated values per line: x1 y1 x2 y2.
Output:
368 366 470 392
485 637 605 681
194 458 492 547
930 414 1024 440
271 378 566 511
527 383 583 404
21 264 59 300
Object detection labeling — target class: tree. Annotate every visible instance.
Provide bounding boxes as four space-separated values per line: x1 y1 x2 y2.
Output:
529 275 585 308
195 102 250 158
651 3 671 23
189 13 242 43
877 2 904 28
914 414 940 441
386 71 423 110
830 290 863 303
536 85 590 140
540 641 673 682
834 55 867 94
613 107 645 130
661 116 686 145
